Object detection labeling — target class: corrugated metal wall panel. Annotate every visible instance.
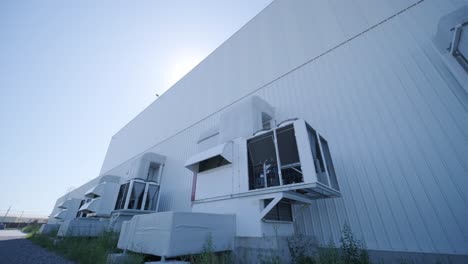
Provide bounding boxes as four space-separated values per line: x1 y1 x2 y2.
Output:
94 0 467 254
289 0 468 253
100 0 427 174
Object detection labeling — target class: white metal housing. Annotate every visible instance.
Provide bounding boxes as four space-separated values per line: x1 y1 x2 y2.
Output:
79 175 121 217
118 212 235 258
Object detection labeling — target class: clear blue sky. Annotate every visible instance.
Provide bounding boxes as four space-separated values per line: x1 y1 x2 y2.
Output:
0 0 272 218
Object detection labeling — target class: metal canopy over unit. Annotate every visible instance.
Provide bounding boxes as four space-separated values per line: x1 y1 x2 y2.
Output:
85 184 105 199
54 210 68 219
57 198 81 210
79 199 100 214
57 200 71 209
184 141 233 172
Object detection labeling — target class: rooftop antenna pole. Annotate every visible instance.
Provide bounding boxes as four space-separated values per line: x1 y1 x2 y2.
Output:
2 206 11 222
18 211 24 222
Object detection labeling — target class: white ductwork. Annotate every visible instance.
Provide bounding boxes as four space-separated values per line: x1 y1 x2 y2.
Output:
219 96 275 143
133 152 166 182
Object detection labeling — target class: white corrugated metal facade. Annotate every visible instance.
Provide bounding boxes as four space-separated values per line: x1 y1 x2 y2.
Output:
92 0 467 255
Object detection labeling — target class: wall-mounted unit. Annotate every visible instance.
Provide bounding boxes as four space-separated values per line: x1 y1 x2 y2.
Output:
188 116 340 237
188 119 339 202
107 152 166 231
129 152 166 182
245 119 340 197
433 5 468 91
53 198 82 222
111 152 165 213
78 175 121 217
113 178 160 212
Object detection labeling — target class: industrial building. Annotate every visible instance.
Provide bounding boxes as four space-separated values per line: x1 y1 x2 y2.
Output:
44 0 468 263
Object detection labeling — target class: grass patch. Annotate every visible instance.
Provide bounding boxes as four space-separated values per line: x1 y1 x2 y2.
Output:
180 234 233 264
29 232 144 264
287 223 371 264
22 223 42 235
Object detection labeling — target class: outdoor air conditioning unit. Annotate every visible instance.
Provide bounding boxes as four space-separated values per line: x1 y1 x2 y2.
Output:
244 118 340 197
54 198 82 221
78 175 121 217
187 118 340 201
188 118 340 237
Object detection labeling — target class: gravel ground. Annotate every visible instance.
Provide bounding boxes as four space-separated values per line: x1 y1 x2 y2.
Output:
0 230 74 264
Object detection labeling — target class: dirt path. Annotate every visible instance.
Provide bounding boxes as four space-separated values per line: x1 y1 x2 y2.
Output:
0 230 73 264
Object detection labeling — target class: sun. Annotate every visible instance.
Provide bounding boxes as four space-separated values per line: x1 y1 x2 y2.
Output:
167 55 203 87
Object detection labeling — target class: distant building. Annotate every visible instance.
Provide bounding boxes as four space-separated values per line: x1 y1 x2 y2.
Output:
45 0 468 263
1 216 47 224
1 216 47 229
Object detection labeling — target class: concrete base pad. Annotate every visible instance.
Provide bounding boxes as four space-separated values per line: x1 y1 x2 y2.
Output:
107 253 135 264
39 224 60 235
369 250 468 264
57 218 109 237
145 260 190 264
233 236 318 263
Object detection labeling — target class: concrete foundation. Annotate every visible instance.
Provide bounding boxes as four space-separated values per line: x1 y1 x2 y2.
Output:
107 253 135 264
117 212 235 258
145 260 190 264
231 236 468 264
39 223 60 235
57 218 109 237
233 236 317 263
108 210 152 233
368 250 468 264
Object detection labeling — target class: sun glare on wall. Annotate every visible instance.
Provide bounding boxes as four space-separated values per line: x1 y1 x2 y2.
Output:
166 54 204 88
